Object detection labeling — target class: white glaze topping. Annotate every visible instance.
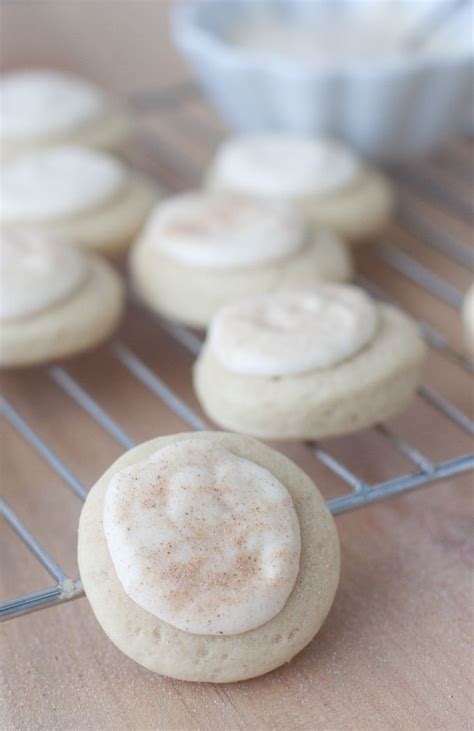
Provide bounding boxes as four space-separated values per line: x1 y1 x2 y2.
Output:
142 192 306 269
0 229 88 320
104 438 301 635
209 285 378 376
0 69 107 139
211 134 361 199
1 146 127 221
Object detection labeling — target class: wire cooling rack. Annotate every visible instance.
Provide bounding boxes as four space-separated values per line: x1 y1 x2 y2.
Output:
1 83 473 621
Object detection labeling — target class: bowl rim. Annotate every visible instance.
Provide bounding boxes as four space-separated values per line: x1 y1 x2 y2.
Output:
173 0 474 79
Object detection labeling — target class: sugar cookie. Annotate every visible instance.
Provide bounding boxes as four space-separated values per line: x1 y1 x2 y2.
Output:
194 285 426 439
78 431 340 682
130 191 352 328
0 230 124 367
1 69 131 159
206 134 395 244
1 146 155 257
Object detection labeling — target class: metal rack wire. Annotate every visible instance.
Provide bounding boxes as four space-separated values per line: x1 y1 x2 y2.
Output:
1 83 473 621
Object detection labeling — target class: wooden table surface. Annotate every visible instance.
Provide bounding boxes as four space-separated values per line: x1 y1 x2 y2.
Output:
1 3 473 730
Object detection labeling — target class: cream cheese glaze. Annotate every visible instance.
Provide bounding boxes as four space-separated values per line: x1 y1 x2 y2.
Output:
103 438 301 635
1 146 127 222
229 4 470 64
141 192 306 269
0 229 88 320
211 134 361 199
209 285 378 376
0 70 107 139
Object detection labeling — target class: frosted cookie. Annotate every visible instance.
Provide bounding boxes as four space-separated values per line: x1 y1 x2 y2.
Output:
206 134 395 244
78 431 340 682
130 191 352 328
194 285 426 439
0 230 124 367
0 69 131 159
1 146 155 257
463 283 474 354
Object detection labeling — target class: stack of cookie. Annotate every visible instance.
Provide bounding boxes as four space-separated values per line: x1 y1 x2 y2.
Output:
0 69 156 366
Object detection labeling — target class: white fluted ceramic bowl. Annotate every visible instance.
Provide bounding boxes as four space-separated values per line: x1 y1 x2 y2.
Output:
172 0 473 161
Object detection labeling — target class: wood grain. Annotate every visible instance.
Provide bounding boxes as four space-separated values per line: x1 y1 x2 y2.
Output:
1 2 473 729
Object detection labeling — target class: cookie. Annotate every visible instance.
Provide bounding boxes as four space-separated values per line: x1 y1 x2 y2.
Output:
463 283 474 354
194 285 426 439
1 146 156 257
0 69 131 159
78 431 340 682
206 134 395 244
130 191 352 328
0 230 125 367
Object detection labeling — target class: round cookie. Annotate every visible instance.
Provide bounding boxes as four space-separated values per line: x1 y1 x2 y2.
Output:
1 146 156 258
130 191 352 328
193 286 426 440
206 134 395 244
462 283 474 354
78 431 340 683
1 69 131 160
0 230 125 367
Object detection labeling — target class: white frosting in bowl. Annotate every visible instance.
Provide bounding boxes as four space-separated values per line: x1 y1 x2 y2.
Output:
228 3 471 65
0 69 107 140
209 285 378 376
104 438 301 635
211 134 361 199
0 229 88 320
1 146 127 222
142 192 306 269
